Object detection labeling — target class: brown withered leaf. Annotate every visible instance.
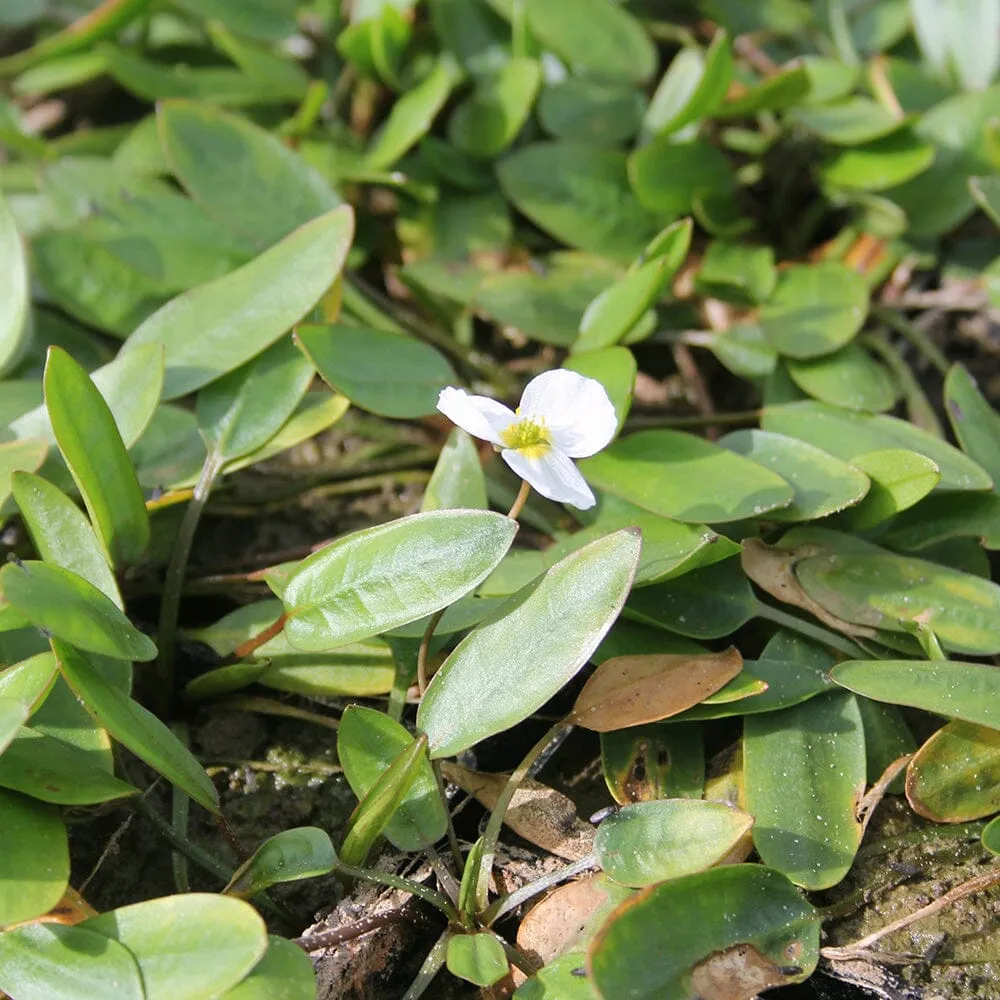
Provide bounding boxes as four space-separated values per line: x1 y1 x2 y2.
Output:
440 762 594 861
570 647 743 731
740 538 878 639
691 943 799 1000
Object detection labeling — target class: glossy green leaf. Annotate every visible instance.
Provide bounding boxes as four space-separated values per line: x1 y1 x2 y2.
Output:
575 256 674 353
588 865 819 999
449 58 540 158
717 64 810 116
225 827 336 897
446 933 508 988
944 363 1000 486
580 429 793 523
563 349 636 436
422 429 487 511
797 549 1000 654
857 698 914 793
823 129 935 191
675 631 836 721
44 347 149 567
196 336 314 463
695 242 776 306
283 510 517 651
12 472 122 607
84 894 267 1000
0 190 29 377
625 558 754 640
339 733 429 866
338 705 448 851
159 100 340 251
297 323 454 418
838 449 940 530
125 206 354 399
538 78 645 147
0 922 143 1000
984 812 1000 855
418 529 641 758
700 323 777 378
0 562 155 661
0 789 68 927
628 138 734 217
595 799 753 888
744 692 866 889
786 342 896 412
498 144 657 264
971 175 1000 228
791 98 902 144
215 936 318 1000
0 697 27 754
762 401 993 491
365 56 463 170
759 262 869 359
601 722 704 804
832 659 1000 730
881 491 1000 551
905 720 1000 823
0 437 47 507
54 641 219 813
717 429 870 522
0 726 137 804
645 30 732 137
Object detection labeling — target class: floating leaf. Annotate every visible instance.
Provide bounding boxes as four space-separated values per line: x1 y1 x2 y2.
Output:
762 401 992 491
744 692 866 890
124 206 354 399
0 789 68 927
594 799 754 888
588 865 819 998
283 510 517 651
54 641 219 813
83 894 268 1000
338 705 447 852
906 721 1000 823
717 429 870 522
580 429 793 523
759 263 869 360
44 347 149 567
225 827 336 897
0 562 155 662
297 324 454 418
418 529 641 759
447 933 509 988
571 648 742 731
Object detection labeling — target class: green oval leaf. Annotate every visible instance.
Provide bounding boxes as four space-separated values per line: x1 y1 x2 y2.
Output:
581 429 793 523
762 400 993 491
338 705 448 852
0 922 143 1000
0 789 68 926
786 342 897 412
83 894 268 1000
601 722 704 803
594 799 754 888
418 528 641 759
838 448 941 530
717 429 870 522
588 865 819 999
0 562 155 661
446 933 509 988
215 936 318 1000
225 827 336 897
283 510 517 652
628 137 734 217
759 262 869 360
832 659 1000 730
822 129 935 191
53 641 219 813
422 429 487 511
44 347 149 568
944 362 1000 486
744 691 866 889
296 324 455 418
0 438 47 508
125 205 354 399
0 190 29 377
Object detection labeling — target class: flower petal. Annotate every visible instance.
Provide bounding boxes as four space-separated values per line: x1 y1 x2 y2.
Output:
501 448 596 509
437 387 514 446
517 369 617 458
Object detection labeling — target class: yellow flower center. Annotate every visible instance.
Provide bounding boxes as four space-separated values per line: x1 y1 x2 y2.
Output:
500 416 551 459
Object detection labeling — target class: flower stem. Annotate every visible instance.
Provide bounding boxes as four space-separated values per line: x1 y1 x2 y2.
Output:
506 479 532 520
154 450 225 716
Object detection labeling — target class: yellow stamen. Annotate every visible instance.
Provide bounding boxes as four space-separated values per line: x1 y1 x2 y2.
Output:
500 417 551 459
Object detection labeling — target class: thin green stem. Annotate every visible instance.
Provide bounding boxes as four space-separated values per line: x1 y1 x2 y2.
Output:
872 305 951 377
401 929 450 1000
170 726 191 893
753 600 871 659
134 794 231 884
626 409 761 430
865 332 945 438
334 861 457 920
154 450 224 715
432 759 464 872
473 719 572 914
416 609 445 697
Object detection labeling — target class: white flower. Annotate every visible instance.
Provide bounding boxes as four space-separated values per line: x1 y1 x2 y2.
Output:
437 369 617 510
